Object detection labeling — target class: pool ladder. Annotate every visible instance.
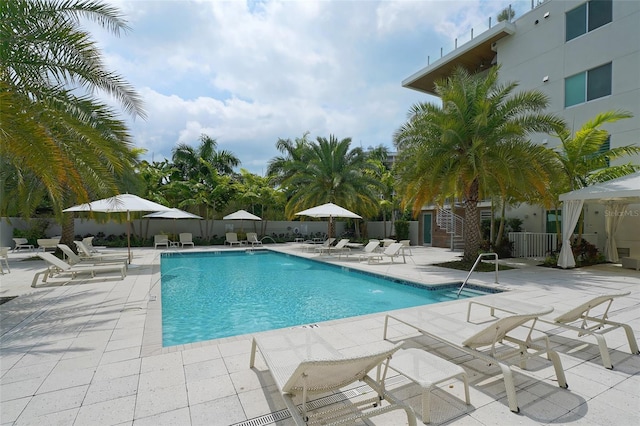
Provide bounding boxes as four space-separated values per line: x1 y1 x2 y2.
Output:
457 252 499 297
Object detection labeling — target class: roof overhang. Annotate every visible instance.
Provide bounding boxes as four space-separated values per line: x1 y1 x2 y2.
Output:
403 21 516 95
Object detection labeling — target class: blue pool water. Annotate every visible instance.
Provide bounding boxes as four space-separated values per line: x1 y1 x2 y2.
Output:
161 251 493 346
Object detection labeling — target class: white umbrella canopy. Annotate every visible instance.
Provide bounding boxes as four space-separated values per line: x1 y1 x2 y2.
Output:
295 202 362 219
295 202 361 239
223 209 262 221
223 209 262 233
144 208 202 220
63 194 172 263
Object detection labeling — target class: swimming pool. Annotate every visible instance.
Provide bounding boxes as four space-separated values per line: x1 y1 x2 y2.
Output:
161 250 495 346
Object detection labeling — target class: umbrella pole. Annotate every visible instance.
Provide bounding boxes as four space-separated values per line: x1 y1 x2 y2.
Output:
127 211 131 264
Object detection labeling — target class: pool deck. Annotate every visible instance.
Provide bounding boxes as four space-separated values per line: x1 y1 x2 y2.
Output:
0 243 638 425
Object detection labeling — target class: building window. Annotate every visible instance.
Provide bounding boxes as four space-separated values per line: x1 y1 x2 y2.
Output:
566 0 612 42
564 63 612 107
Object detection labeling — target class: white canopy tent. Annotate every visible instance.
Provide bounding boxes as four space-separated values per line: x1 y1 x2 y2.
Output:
557 172 640 268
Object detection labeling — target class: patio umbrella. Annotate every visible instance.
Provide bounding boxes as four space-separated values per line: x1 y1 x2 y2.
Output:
63 194 171 263
143 208 202 237
223 209 262 232
295 202 361 239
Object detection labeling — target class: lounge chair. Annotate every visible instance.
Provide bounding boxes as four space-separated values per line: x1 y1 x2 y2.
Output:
357 241 382 261
74 241 129 262
246 232 262 247
467 291 640 369
315 238 350 255
12 238 34 252
32 252 127 288
154 234 170 249
303 237 335 252
37 238 60 252
399 240 413 255
57 244 127 269
179 233 195 248
225 232 242 246
250 329 416 426
82 236 104 253
0 247 10 274
383 307 568 413
361 242 406 264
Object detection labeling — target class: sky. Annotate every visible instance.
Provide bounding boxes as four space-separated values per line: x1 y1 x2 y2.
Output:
94 0 531 175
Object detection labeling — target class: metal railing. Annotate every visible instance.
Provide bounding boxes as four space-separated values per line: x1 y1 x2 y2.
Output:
508 232 598 258
457 252 499 297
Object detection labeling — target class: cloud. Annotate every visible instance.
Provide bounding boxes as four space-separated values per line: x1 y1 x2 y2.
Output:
96 0 523 174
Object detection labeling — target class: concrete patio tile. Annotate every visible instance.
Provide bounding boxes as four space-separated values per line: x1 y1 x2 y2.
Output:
0 396 30 423
36 366 95 394
139 351 182 374
230 367 276 393
83 375 138 405
74 395 136 426
187 375 236 405
98 346 141 365
181 344 222 365
222 351 252 374
134 383 188 419
567 397 640 425
590 386 640 416
9 407 79 426
104 337 141 353
237 385 287 419
0 361 56 385
184 358 228 382
189 395 246 426
92 358 141 382
217 339 251 358
137 368 185 392
0 377 44 402
18 385 88 419
132 407 191 426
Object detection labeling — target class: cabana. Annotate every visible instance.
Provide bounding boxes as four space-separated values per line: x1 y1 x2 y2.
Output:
558 172 640 268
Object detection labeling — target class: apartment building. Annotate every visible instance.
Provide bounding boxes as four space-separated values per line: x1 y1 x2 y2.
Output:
401 0 639 257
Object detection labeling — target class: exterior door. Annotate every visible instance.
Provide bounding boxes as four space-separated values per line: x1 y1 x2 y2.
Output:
423 213 432 245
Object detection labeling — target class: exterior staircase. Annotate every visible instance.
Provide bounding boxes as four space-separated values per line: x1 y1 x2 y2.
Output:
436 207 465 251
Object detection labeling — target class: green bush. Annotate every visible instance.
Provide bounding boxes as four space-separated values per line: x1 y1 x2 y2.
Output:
13 219 49 246
394 220 409 240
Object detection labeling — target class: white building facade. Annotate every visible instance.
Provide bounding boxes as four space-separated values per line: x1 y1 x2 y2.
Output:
401 0 639 258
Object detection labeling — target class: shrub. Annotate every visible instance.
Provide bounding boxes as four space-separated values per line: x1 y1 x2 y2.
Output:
394 220 409 240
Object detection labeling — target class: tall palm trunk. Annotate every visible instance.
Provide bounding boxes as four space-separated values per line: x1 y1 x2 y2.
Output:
60 213 75 253
463 179 481 262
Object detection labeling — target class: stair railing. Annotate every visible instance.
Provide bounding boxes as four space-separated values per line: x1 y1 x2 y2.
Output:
457 252 499 297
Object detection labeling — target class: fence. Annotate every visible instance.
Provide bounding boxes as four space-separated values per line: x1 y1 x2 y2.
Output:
509 232 598 258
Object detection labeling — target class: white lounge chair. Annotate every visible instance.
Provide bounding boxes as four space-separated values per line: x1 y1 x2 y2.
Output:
32 252 127 288
154 234 170 249
245 232 262 247
383 307 568 413
74 241 129 262
250 329 416 426
0 247 10 274
225 232 242 246
357 241 382 261
12 238 34 252
467 291 640 369
361 242 406 264
303 237 335 252
399 240 413 255
179 233 194 248
57 244 127 269
315 238 350 255
82 236 104 253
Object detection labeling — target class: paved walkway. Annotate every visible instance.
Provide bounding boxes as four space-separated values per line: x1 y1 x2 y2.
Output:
0 244 638 425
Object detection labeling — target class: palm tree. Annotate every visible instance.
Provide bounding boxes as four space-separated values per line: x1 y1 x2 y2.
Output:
276 135 384 239
549 110 639 239
172 134 240 180
1 0 145 244
394 66 564 262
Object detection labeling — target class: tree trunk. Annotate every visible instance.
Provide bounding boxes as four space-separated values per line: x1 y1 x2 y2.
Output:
463 179 481 263
60 213 75 254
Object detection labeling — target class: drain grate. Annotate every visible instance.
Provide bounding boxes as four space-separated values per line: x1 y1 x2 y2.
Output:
230 375 407 426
